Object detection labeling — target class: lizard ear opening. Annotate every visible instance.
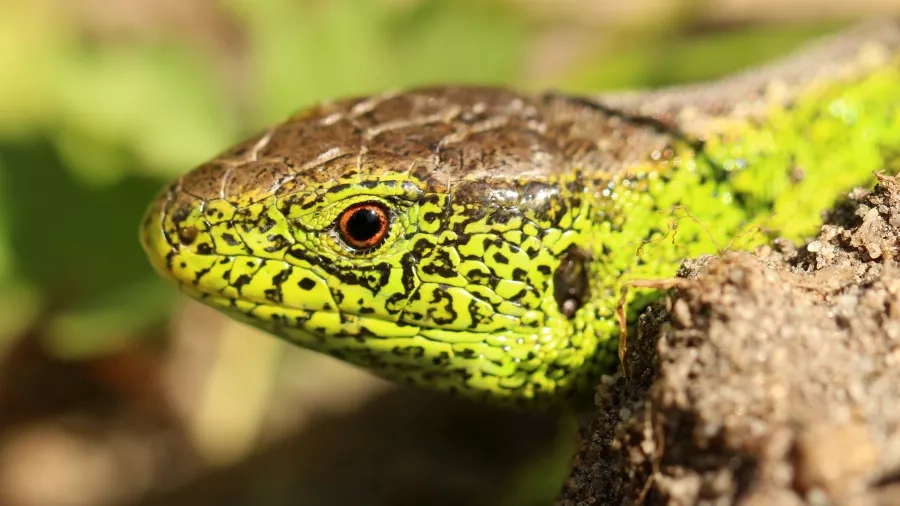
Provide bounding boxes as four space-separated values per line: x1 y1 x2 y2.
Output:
554 246 590 318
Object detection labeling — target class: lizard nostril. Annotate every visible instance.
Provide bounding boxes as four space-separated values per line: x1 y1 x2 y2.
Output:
177 226 199 246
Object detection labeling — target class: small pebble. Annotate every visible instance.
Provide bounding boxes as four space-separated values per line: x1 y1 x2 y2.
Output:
794 423 879 499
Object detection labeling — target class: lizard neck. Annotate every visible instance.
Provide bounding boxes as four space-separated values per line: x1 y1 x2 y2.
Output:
591 20 900 241
559 43 900 404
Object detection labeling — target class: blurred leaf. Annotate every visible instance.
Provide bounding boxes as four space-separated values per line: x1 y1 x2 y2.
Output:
0 141 173 341
223 0 393 124
51 43 238 183
222 0 529 125
0 158 41 350
45 277 174 359
385 0 529 86
0 280 42 352
562 21 843 92
0 2 69 139
0 157 12 279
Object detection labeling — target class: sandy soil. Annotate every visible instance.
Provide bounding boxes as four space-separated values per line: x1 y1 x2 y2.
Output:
558 175 900 505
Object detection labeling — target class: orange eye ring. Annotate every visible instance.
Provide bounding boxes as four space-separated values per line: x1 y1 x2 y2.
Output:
337 202 390 251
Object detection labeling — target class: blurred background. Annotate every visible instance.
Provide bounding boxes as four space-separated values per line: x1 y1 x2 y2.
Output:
0 1 898 505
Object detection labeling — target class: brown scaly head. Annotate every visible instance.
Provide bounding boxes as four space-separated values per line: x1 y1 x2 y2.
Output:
141 86 685 410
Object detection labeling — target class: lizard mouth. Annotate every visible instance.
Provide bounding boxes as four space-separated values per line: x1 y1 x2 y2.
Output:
184 287 424 342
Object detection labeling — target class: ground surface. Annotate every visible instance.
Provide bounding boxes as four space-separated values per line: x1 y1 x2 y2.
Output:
558 175 900 505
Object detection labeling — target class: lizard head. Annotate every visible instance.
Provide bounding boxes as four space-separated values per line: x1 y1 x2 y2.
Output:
141 86 626 410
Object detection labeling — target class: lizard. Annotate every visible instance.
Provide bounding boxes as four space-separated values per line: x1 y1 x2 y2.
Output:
140 20 900 413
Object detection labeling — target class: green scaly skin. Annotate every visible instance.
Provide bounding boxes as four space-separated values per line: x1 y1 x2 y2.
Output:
141 22 900 411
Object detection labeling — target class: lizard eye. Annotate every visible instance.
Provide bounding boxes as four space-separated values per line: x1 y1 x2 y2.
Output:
337 202 390 251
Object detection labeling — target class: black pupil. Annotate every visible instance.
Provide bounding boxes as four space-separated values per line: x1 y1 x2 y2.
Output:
345 208 382 243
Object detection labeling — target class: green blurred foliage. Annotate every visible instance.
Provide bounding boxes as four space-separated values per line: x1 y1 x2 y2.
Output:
0 0 837 358
228 0 531 124
560 22 841 91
